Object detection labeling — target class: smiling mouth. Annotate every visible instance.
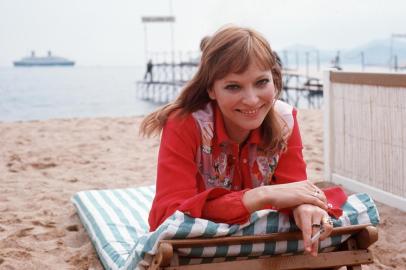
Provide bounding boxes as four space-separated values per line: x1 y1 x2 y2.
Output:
237 105 263 116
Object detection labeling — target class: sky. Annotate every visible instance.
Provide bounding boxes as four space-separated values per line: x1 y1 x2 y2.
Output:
0 0 405 67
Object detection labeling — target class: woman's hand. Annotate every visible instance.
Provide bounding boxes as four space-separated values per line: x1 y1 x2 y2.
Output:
293 204 333 256
268 180 328 210
243 180 328 213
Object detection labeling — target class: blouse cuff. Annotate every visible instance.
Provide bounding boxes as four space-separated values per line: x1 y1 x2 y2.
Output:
178 188 251 224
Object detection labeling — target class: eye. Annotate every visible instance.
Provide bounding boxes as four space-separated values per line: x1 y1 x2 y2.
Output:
225 84 241 91
256 78 270 86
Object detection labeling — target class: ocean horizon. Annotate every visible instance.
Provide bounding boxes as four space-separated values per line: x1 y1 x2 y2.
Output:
0 64 399 123
0 66 161 122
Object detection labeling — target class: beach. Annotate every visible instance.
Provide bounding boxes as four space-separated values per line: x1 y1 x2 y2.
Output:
0 110 405 269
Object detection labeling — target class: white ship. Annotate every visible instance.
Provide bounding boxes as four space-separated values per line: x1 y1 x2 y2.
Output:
14 51 75 67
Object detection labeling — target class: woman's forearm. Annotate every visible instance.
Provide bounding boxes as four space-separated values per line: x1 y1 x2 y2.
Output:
242 186 270 213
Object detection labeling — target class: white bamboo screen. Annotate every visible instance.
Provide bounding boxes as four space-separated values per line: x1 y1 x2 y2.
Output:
324 71 406 211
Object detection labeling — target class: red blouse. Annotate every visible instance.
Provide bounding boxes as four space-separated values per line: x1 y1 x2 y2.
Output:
148 101 308 231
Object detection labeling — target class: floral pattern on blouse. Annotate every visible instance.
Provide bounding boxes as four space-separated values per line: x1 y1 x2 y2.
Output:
192 101 293 190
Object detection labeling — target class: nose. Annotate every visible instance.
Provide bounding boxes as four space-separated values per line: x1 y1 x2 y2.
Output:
242 87 260 106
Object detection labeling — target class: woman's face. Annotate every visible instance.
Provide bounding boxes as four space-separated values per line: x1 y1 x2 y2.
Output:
208 61 275 144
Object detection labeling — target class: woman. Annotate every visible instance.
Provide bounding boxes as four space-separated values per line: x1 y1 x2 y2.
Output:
141 25 334 256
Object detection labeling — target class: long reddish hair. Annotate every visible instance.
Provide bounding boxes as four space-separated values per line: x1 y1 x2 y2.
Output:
140 25 287 154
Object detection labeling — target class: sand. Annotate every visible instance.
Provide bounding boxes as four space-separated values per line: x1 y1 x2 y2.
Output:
0 110 405 269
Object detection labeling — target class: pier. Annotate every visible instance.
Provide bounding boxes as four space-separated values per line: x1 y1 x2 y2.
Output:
136 60 199 103
136 60 323 108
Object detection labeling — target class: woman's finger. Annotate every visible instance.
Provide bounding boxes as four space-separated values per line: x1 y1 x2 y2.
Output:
308 184 328 205
310 212 324 256
306 195 328 210
293 210 302 230
309 184 328 209
299 214 313 253
292 206 312 253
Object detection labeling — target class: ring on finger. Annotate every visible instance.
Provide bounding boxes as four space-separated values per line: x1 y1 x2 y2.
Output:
311 223 321 228
312 189 320 197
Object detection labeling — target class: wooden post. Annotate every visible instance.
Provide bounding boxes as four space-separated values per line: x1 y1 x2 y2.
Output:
323 70 332 182
149 242 173 269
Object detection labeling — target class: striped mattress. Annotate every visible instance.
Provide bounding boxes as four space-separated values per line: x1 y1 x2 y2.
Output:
71 185 380 270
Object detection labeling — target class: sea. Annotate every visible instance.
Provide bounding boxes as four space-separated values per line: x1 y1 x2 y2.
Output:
0 64 400 122
0 66 159 122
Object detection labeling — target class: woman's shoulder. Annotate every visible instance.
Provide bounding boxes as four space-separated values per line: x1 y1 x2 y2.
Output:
191 102 214 124
165 103 214 133
166 110 197 129
163 111 201 148
274 100 296 131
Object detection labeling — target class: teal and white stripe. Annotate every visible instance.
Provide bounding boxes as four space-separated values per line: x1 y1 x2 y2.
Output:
71 186 379 270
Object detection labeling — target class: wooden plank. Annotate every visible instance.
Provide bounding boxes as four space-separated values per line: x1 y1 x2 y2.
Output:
330 71 406 88
163 250 374 270
159 224 371 248
346 239 363 270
